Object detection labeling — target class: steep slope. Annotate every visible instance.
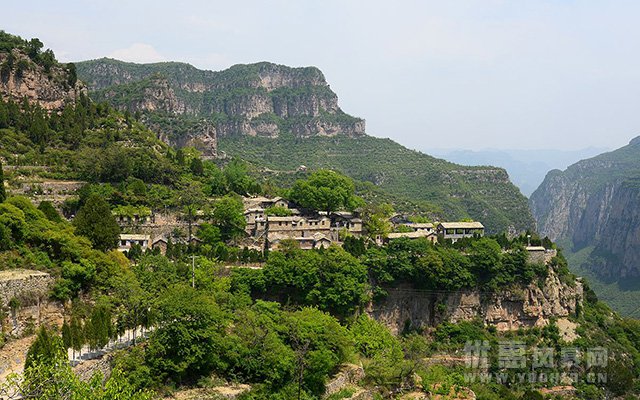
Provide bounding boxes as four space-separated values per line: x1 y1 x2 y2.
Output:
76 58 534 233
530 137 640 282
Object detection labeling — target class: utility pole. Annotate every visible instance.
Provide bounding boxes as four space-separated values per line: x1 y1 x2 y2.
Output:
191 255 198 288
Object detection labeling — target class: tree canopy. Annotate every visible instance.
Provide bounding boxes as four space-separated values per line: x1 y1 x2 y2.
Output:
73 193 120 252
289 169 362 213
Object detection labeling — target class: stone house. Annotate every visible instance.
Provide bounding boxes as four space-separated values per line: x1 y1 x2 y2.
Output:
400 222 435 234
243 196 289 210
526 246 558 264
329 211 363 236
436 222 485 242
152 237 168 255
118 234 151 252
261 216 333 250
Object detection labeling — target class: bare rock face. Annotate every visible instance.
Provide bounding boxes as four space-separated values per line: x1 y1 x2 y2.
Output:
0 50 84 110
367 268 583 335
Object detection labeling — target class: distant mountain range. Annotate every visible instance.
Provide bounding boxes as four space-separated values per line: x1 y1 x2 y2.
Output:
427 148 608 197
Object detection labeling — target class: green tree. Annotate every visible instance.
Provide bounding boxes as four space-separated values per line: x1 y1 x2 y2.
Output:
190 157 204 176
362 203 394 238
37 200 62 222
146 285 228 384
177 180 206 241
25 326 59 371
285 307 353 397
210 195 246 242
263 246 369 317
289 169 362 213
224 158 260 195
73 194 120 252
197 223 222 246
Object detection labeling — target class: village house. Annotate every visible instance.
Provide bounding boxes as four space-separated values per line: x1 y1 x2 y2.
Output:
118 234 151 252
258 215 333 250
243 196 289 210
386 230 437 243
526 246 558 264
436 222 485 242
400 222 435 234
152 236 168 255
114 212 153 226
329 211 364 236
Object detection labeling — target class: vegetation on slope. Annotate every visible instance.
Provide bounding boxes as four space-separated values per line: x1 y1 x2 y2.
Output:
220 134 534 233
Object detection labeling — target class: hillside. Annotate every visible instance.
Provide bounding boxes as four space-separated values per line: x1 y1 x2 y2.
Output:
75 58 535 233
220 134 534 233
530 137 640 313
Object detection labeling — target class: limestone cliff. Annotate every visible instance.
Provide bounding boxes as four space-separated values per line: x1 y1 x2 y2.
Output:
74 59 365 155
368 268 583 334
0 49 84 110
530 137 640 278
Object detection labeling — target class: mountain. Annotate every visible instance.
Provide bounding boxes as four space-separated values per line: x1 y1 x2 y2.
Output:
428 148 608 197
75 59 535 233
75 58 365 156
530 137 640 314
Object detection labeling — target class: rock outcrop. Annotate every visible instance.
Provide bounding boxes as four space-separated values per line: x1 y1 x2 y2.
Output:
368 268 582 335
0 49 84 110
530 137 640 277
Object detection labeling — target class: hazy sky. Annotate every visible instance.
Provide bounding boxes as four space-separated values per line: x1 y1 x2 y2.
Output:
4 1 640 151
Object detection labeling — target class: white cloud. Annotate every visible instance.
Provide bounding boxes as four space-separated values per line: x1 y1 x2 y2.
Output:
108 43 166 63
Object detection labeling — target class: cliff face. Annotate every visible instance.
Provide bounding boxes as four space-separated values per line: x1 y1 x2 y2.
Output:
75 59 365 155
368 268 582 334
530 137 640 277
585 181 640 278
0 50 84 110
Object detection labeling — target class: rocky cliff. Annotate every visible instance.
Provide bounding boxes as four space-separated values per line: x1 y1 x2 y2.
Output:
75 59 365 155
0 48 83 110
369 268 583 335
530 137 640 278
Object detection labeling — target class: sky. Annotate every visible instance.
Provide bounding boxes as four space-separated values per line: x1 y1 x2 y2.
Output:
4 0 640 151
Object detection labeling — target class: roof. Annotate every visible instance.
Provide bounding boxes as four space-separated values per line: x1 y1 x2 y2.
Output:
268 216 329 223
120 234 151 241
268 216 302 222
152 236 168 244
438 222 484 229
403 222 434 229
244 207 264 214
387 231 436 239
244 196 283 204
312 232 331 241
526 246 547 252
